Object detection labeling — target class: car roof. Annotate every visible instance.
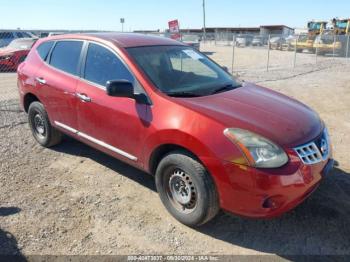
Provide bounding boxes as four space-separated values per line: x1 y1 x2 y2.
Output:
45 33 185 48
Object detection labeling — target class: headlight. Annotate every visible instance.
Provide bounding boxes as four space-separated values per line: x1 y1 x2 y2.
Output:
224 128 288 168
0 54 12 61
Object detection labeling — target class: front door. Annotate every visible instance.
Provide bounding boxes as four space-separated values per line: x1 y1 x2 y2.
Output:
76 42 151 165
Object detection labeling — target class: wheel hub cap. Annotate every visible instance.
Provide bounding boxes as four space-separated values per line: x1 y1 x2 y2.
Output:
169 170 196 207
34 114 45 135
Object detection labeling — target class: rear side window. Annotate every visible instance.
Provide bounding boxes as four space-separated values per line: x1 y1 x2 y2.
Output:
84 43 133 86
50 41 83 76
36 41 54 61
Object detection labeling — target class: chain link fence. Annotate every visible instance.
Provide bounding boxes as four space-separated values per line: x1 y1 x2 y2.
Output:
1 30 350 117
200 33 350 72
0 30 107 117
141 31 350 73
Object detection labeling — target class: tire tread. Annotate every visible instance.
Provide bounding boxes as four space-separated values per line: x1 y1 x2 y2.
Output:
28 101 62 147
156 150 219 226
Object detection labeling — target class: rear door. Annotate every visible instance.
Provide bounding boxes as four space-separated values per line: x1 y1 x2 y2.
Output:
36 40 84 130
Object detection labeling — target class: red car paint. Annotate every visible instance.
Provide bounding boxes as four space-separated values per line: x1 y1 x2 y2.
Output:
0 47 30 71
17 34 333 218
0 38 37 71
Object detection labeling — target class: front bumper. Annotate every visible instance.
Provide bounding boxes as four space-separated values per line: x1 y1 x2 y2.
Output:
203 152 333 219
0 59 15 70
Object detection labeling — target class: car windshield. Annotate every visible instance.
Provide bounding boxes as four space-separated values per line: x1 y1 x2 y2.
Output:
8 39 35 49
127 45 241 97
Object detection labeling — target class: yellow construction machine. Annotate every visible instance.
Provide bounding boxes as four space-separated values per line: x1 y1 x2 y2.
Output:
290 21 327 53
313 18 350 56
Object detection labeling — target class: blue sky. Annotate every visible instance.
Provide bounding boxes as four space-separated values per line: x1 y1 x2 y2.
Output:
1 0 349 31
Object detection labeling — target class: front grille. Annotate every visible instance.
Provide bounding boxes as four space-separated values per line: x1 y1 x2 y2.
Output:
294 129 330 165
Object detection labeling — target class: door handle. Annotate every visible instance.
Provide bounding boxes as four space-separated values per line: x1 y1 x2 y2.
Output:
76 93 91 102
35 77 46 85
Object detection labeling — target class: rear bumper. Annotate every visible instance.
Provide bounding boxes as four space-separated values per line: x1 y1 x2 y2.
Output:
202 154 333 219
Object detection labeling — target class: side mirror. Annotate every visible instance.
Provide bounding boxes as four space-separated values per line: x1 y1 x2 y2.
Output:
106 80 134 99
106 80 152 105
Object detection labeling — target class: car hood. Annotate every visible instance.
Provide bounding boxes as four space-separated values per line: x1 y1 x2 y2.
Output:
176 83 323 148
0 48 17 56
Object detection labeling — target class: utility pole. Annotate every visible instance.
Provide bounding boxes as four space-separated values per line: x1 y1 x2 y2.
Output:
202 0 206 41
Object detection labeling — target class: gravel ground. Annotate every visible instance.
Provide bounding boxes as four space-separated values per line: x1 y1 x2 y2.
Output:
0 47 350 259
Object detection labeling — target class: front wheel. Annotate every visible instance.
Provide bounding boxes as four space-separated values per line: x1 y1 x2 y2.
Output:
155 151 219 227
28 101 62 147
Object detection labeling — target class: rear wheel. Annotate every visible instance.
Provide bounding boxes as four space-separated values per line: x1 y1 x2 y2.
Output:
28 102 62 147
155 151 219 227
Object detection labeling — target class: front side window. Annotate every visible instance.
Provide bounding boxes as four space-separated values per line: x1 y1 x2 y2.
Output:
49 41 83 76
127 45 240 97
84 43 134 86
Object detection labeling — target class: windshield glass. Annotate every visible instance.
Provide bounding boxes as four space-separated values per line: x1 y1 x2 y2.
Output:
308 22 322 30
127 45 240 97
8 39 35 49
336 21 348 29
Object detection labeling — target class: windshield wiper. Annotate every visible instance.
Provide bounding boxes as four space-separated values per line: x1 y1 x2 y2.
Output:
165 91 201 97
210 83 241 95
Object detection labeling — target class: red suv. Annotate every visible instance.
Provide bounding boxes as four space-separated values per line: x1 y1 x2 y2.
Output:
17 33 333 226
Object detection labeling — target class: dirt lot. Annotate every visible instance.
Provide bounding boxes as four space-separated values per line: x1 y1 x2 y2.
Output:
0 46 350 258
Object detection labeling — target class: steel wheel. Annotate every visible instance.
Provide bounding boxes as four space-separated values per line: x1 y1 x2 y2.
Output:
155 151 220 226
165 168 198 214
33 112 46 139
28 101 62 147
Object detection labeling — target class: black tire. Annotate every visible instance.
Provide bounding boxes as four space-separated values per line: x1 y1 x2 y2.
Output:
28 101 62 147
155 151 219 227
